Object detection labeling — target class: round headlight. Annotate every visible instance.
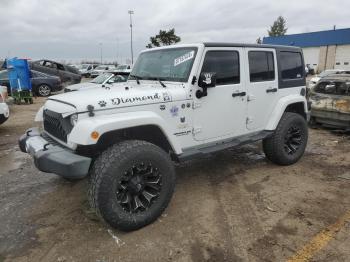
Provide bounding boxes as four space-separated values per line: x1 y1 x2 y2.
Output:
70 114 78 126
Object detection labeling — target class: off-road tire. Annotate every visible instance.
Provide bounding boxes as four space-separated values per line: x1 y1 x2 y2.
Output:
0 114 8 125
263 112 308 166
88 140 176 231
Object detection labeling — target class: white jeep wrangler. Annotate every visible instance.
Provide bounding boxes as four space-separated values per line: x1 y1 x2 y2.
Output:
19 43 309 231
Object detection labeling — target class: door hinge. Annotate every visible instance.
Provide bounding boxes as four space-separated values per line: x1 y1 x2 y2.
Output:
192 101 201 109
192 126 202 134
246 117 253 125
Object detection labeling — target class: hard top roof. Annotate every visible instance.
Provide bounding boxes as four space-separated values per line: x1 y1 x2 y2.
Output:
203 42 301 51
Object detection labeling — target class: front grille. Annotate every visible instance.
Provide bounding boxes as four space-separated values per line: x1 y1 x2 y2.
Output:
43 109 73 142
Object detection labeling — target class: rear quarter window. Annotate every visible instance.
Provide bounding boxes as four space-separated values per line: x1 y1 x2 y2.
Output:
280 52 303 80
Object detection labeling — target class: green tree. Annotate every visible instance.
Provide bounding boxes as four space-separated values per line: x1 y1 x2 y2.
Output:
146 28 181 48
268 16 288 36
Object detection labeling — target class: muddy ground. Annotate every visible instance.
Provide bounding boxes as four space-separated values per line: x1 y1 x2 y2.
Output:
0 97 350 262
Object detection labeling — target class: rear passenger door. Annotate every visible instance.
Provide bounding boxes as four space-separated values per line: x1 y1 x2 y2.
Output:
245 48 279 130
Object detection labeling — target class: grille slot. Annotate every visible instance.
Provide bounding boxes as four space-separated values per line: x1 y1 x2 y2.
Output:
43 109 73 142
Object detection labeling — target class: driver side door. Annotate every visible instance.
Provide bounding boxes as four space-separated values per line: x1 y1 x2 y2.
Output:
193 48 247 141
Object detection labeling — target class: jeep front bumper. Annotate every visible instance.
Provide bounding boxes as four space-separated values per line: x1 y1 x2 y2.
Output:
19 128 91 179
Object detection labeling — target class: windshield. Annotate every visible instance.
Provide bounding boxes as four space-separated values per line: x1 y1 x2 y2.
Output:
81 64 90 69
95 66 107 70
130 47 197 82
91 73 113 84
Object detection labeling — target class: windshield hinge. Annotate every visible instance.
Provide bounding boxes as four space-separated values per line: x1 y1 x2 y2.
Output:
192 101 201 109
192 126 202 134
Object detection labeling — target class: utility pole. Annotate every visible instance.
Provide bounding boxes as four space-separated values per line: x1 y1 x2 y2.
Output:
128 10 134 65
116 37 119 65
99 43 103 64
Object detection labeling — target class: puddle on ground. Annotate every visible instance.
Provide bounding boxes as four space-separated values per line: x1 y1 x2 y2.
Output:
0 149 28 175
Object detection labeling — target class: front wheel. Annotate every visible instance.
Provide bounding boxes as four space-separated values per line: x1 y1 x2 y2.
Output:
37 84 51 97
263 112 308 166
88 140 176 231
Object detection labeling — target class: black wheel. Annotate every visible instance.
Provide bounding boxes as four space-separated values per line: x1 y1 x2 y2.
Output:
0 114 8 124
37 84 51 97
88 140 176 231
263 112 308 165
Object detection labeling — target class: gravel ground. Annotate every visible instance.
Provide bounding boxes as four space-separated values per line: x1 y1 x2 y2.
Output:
0 96 349 262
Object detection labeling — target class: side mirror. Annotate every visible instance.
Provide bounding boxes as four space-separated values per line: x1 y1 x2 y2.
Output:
196 72 217 99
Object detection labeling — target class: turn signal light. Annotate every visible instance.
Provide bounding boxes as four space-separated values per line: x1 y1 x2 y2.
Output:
91 131 100 140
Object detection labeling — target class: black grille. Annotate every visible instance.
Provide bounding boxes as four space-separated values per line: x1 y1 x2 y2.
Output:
43 109 73 142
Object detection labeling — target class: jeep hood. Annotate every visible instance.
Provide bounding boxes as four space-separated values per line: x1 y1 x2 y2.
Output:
46 82 187 113
66 82 98 91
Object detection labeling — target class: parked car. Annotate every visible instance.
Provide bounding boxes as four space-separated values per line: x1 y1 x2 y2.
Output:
111 64 132 73
309 74 350 129
20 42 309 231
30 59 81 84
308 69 350 89
0 70 63 97
79 64 99 78
64 72 129 92
305 64 315 75
0 88 9 125
90 65 116 78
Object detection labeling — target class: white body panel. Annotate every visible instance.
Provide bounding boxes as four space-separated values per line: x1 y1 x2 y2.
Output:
245 48 279 131
192 47 247 141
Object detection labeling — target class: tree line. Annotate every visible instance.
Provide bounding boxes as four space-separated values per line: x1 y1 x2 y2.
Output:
146 16 288 47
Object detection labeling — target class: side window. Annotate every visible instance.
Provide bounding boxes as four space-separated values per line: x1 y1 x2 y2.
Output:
56 63 65 71
248 51 275 82
0 71 8 80
201 51 240 85
280 51 303 79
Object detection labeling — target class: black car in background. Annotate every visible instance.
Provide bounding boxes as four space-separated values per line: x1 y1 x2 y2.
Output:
0 70 62 97
30 59 81 84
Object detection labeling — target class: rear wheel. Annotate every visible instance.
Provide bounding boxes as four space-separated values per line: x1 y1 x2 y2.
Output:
88 140 176 231
263 112 308 165
37 84 51 97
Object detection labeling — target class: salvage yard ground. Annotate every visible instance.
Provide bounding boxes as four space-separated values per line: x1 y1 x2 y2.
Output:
0 97 350 262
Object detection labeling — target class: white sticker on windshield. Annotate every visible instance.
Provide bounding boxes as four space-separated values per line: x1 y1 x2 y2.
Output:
174 51 195 67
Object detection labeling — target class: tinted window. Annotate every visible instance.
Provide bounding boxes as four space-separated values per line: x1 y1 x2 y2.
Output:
280 51 303 80
249 51 275 82
0 70 8 80
201 51 240 85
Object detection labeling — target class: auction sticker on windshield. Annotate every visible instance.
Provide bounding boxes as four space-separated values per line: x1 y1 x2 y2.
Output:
174 51 195 67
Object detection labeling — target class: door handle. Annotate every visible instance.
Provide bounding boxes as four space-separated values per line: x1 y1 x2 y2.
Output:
232 91 246 97
266 88 278 93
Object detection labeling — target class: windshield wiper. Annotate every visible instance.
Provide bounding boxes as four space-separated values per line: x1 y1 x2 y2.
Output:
157 78 166 88
129 74 142 84
145 77 166 88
